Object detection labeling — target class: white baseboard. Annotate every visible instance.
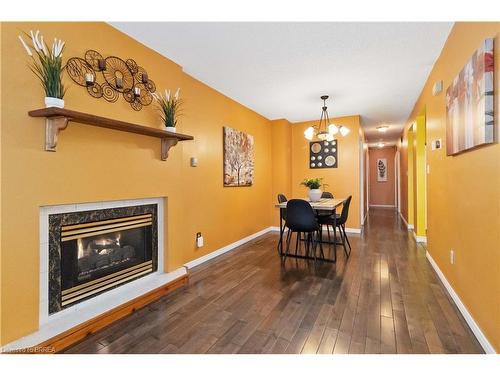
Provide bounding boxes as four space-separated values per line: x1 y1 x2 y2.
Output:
344 227 361 234
369 204 396 208
184 227 274 269
185 224 362 271
412 230 427 243
426 251 496 354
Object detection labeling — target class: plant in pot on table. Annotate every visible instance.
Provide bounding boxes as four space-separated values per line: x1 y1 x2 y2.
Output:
153 88 183 133
301 178 326 202
18 30 66 108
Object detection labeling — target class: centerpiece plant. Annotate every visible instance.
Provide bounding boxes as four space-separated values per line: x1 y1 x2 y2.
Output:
18 30 66 108
153 88 183 132
301 178 327 202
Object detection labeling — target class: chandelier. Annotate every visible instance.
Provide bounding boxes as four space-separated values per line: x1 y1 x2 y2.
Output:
304 95 350 141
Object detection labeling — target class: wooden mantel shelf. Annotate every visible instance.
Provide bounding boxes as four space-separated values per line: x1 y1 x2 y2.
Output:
28 107 194 161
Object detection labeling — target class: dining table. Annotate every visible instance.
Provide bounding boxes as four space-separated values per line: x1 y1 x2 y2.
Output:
275 198 346 262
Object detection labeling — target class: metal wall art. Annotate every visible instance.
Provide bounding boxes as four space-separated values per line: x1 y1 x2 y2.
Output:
65 50 156 111
309 140 338 169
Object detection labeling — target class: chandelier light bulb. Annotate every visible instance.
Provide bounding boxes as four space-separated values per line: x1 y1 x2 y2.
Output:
328 124 339 135
304 127 314 140
339 126 350 136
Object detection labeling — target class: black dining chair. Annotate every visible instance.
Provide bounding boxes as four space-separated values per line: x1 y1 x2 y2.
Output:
284 199 324 260
317 195 352 258
317 191 335 218
277 194 290 252
321 191 334 199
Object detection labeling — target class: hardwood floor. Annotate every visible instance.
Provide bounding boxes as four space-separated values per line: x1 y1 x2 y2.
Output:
64 208 483 354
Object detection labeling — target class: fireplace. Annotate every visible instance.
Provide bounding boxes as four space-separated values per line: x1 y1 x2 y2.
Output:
48 204 158 314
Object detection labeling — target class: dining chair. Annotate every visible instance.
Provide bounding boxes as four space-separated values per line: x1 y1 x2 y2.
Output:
284 199 324 261
316 191 335 218
321 191 334 199
317 195 352 258
277 194 291 252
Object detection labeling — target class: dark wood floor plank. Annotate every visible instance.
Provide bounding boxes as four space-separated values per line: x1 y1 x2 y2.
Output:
63 208 483 354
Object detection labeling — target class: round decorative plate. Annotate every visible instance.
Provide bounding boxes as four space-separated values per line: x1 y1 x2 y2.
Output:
325 155 336 167
311 143 322 153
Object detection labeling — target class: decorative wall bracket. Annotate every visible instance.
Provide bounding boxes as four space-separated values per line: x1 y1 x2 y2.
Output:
29 108 193 161
45 117 69 151
161 138 179 161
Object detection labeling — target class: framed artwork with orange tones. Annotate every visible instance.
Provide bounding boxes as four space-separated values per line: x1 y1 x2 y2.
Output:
446 38 494 155
223 126 255 187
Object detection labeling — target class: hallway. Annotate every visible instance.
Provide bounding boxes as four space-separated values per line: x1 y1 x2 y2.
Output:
64 208 483 354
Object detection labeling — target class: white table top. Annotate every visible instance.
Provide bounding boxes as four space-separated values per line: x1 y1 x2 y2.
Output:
275 198 345 211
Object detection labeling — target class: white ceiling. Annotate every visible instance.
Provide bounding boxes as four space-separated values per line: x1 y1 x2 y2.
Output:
110 22 453 143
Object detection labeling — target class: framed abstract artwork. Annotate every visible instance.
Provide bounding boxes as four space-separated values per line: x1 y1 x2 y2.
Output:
446 38 494 155
377 158 387 182
223 126 255 187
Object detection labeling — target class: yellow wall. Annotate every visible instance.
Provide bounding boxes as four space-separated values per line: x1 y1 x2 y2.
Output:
399 132 409 223
0 23 3 342
290 116 362 229
413 112 427 236
406 125 415 226
270 119 292 225
0 22 274 345
401 22 500 351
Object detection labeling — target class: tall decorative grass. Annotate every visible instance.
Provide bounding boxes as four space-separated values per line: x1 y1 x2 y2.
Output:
18 30 66 99
153 88 183 128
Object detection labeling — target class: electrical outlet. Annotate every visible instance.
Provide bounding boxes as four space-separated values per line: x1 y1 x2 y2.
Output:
450 249 455 265
196 232 204 248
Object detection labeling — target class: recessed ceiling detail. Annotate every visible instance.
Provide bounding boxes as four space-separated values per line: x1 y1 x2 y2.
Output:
110 22 453 143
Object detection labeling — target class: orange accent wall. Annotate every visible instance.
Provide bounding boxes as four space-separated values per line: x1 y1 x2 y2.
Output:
400 22 500 351
0 22 274 345
290 116 362 229
368 146 396 206
270 119 292 225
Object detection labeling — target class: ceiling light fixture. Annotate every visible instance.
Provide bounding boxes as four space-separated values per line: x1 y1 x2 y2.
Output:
304 95 349 142
378 142 385 148
377 125 389 132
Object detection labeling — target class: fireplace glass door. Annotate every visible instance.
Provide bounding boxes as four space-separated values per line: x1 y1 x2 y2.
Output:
60 213 153 307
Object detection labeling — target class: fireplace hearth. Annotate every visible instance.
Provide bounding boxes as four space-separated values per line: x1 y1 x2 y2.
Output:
48 204 158 314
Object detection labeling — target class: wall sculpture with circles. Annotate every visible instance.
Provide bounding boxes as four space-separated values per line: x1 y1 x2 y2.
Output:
309 140 338 169
65 50 156 111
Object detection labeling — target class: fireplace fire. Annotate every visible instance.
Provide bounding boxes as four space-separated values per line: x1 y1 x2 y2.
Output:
48 204 158 314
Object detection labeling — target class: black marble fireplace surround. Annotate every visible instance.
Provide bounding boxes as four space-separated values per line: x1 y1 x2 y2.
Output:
48 204 158 314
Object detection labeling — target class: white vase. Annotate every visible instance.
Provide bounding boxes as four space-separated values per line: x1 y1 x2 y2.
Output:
165 126 176 133
309 189 322 202
44 97 65 108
